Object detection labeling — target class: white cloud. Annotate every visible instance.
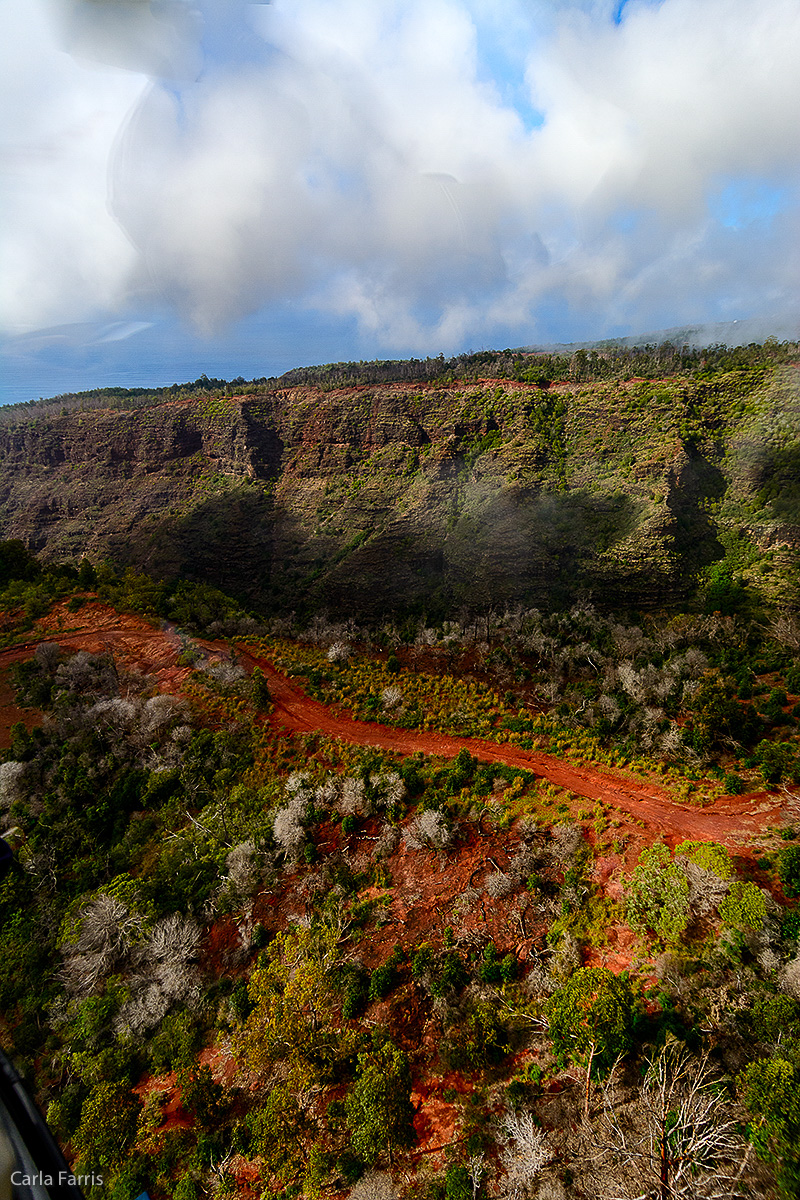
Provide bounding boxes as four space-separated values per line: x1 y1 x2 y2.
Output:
1 0 798 349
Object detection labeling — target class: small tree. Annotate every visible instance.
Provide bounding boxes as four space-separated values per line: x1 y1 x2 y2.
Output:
547 967 636 1109
237 923 352 1085
738 1055 800 1196
626 843 690 945
73 1081 142 1172
249 1082 313 1188
251 666 272 709
177 1063 224 1129
345 1042 415 1166
601 1041 749 1199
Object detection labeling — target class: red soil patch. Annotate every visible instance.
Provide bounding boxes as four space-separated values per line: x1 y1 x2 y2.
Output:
134 1072 193 1133
0 667 43 750
344 821 540 970
410 1077 462 1167
2 600 795 861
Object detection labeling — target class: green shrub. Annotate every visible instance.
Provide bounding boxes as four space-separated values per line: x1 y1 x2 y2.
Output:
437 950 468 993
720 881 767 931
176 1064 224 1129
781 908 800 943
251 922 269 949
338 965 368 1019
738 1057 800 1197
148 1010 200 1075
547 966 636 1075
779 846 800 898
411 943 434 982
173 1176 199 1200
368 963 397 1001
754 739 794 785
675 840 733 878
626 843 690 944
445 1165 472 1200
478 943 503 984
250 667 271 709
749 993 800 1043
442 1002 506 1071
499 953 518 984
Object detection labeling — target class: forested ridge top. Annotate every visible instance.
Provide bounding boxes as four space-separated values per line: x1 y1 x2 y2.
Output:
1 338 796 421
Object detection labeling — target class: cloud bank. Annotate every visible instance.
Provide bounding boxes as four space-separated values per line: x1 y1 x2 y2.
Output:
2 0 799 350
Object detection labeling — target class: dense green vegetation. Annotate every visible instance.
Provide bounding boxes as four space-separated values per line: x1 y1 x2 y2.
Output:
0 571 799 1198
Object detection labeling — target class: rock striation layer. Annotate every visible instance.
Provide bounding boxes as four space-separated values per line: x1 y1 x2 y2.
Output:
1 367 798 616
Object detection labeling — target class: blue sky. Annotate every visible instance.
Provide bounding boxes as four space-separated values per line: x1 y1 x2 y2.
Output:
1 0 799 403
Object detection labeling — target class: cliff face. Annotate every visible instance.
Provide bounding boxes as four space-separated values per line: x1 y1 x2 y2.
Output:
1 367 798 615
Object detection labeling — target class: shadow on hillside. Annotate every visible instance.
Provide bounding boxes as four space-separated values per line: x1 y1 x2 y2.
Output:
110 486 275 605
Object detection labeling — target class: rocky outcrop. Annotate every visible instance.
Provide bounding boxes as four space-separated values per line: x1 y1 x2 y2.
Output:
1 368 798 616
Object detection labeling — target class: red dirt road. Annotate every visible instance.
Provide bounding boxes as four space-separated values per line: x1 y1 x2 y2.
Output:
243 650 797 849
2 601 797 851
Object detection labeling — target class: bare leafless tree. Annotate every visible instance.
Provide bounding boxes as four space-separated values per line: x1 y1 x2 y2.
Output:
768 613 800 651
327 640 352 664
466 1154 485 1200
497 1109 552 1197
272 797 308 861
114 913 201 1037
60 893 147 995
403 809 452 852
340 776 368 817
224 840 259 899
347 1171 398 1200
779 951 800 1000
0 761 26 813
597 1041 751 1200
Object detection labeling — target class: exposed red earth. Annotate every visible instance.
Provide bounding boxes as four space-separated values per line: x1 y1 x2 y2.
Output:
3 599 798 856
4 600 797 1178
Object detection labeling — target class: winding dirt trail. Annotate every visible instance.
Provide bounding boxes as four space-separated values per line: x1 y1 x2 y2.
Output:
241 649 795 848
2 601 797 850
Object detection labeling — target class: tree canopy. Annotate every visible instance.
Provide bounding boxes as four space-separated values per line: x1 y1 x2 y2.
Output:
547 966 637 1075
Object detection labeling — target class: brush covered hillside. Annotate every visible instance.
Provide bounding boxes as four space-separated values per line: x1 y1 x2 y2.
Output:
3 340 800 1200
0 341 799 617
3 558 800 1200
